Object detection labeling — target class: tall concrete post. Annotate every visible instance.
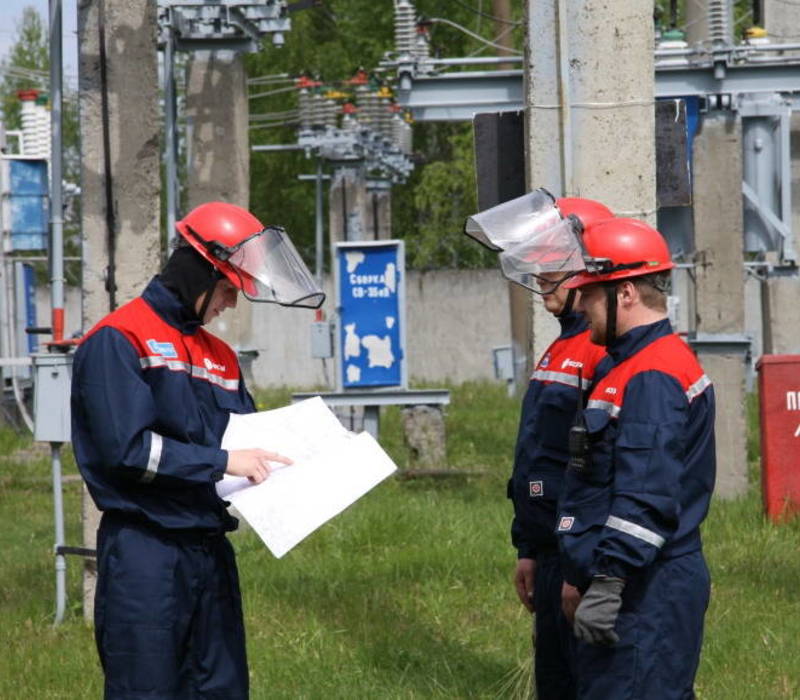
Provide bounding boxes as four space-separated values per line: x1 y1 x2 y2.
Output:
78 0 162 619
763 2 800 354
366 182 392 239
764 0 800 42
525 0 656 361
692 114 749 497
184 51 254 353
329 165 369 243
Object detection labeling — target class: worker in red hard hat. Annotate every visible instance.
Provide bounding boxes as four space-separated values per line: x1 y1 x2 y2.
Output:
72 201 323 698
555 218 716 699
466 191 612 699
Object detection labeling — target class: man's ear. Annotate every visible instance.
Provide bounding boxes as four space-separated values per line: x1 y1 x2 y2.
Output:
617 280 638 308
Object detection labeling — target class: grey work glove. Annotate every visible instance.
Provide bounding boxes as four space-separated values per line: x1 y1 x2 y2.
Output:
573 575 625 646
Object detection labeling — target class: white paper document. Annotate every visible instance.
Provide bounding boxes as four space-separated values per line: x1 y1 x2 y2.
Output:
217 397 397 558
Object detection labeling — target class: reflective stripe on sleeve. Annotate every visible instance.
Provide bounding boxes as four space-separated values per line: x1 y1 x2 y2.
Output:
531 369 592 390
605 515 665 548
686 374 712 402
586 399 621 418
141 432 163 484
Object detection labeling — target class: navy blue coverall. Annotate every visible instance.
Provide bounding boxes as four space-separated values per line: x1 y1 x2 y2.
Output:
510 312 606 700
556 319 716 700
71 277 255 699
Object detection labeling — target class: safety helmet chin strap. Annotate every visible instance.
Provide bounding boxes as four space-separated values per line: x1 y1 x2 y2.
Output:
604 283 619 347
556 288 577 318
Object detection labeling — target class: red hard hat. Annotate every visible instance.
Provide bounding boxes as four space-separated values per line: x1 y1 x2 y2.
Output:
565 217 675 289
176 202 264 294
556 197 613 230
175 201 325 308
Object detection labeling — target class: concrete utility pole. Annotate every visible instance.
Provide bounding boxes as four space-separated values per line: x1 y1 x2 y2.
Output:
691 114 749 497
184 50 255 355
185 51 250 209
763 0 800 354
524 0 656 362
490 0 533 390
366 180 392 240
329 166 370 243
78 0 162 619
764 0 800 42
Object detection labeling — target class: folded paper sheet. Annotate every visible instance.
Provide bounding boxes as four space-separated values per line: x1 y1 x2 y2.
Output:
217 397 397 557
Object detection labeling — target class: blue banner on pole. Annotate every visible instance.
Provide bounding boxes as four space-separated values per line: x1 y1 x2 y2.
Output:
336 241 405 389
3 158 49 250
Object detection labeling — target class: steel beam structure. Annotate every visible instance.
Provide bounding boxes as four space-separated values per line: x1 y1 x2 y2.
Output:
393 62 800 122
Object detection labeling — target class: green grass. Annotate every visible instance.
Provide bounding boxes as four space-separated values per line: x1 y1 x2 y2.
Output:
1 383 799 698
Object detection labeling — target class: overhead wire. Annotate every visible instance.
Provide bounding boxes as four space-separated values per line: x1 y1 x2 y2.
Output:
465 22 517 57
426 16 523 55
446 0 521 26
248 84 300 99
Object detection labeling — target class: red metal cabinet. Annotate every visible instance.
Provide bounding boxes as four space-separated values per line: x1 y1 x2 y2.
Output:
757 355 800 522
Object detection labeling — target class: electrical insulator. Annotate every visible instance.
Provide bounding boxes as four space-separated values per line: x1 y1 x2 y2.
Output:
379 98 394 140
394 0 416 56
320 99 333 128
298 89 312 131
707 0 732 46
413 25 430 60
18 89 50 159
392 113 413 155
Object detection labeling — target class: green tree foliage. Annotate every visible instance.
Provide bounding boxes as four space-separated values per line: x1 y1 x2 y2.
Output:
0 7 49 131
0 7 80 178
246 0 523 269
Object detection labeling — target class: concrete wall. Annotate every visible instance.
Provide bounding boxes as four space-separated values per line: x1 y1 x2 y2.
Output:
206 268 512 388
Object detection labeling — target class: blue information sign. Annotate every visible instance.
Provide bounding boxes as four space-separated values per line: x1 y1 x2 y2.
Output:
2 158 49 250
336 241 405 389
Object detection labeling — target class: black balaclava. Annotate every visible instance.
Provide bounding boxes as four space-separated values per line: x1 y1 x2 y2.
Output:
158 244 223 324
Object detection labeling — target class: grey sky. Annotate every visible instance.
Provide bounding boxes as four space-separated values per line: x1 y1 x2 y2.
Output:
0 0 79 87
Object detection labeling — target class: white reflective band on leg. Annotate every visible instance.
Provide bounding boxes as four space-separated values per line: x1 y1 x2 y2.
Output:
605 515 665 548
141 432 163 483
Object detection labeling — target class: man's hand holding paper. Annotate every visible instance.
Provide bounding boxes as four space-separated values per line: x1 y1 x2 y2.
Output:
217 397 398 558
226 448 293 484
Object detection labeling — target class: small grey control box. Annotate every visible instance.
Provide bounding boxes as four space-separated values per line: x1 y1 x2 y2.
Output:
33 352 73 443
310 321 333 359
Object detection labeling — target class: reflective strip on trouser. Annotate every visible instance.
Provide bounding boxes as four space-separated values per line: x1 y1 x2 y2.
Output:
531 553 577 700
94 515 249 700
574 551 710 700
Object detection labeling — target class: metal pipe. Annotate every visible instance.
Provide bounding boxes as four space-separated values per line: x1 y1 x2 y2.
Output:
413 55 524 66
315 159 324 285
49 0 64 341
164 26 178 253
779 113 796 262
48 0 67 627
735 42 800 52
251 143 304 152
51 442 66 624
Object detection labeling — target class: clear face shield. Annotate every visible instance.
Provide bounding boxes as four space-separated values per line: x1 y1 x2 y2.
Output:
221 227 325 308
464 189 563 251
497 215 587 295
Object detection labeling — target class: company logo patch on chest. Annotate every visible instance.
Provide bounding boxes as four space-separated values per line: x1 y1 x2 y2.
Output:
539 352 551 369
146 339 178 359
557 516 575 532
204 357 227 373
529 480 543 497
